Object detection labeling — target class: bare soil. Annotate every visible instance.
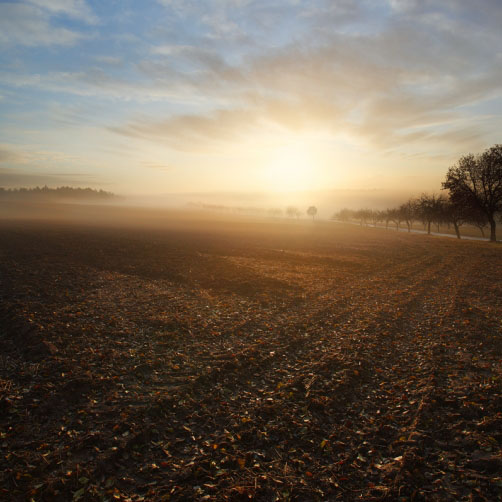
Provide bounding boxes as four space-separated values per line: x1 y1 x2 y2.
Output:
0 210 501 501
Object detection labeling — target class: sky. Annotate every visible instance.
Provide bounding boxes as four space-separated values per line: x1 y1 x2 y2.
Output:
1 0 502 199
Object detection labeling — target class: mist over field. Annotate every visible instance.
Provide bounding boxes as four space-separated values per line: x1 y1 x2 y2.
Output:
0 183 419 226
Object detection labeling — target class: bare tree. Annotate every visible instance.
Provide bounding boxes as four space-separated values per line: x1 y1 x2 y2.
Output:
443 199 465 239
417 193 446 234
434 196 450 233
307 206 317 220
333 208 353 222
470 210 488 238
354 208 372 226
371 209 385 227
286 206 301 219
417 196 431 234
443 145 502 242
385 208 403 230
384 209 395 230
399 199 417 232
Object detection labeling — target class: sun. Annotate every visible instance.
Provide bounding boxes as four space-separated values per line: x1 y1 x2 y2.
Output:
263 142 318 192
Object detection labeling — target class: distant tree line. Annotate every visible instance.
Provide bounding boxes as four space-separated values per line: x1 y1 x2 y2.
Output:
270 205 318 219
0 186 115 201
197 203 319 220
333 144 502 242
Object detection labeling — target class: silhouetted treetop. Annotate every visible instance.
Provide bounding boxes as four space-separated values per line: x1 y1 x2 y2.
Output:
443 144 502 241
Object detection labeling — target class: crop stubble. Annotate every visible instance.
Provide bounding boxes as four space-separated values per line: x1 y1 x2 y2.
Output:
0 216 501 501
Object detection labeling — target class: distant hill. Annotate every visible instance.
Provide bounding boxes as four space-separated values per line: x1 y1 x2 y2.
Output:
0 186 115 201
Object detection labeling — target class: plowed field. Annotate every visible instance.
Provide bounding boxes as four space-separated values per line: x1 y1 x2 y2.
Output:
0 213 501 501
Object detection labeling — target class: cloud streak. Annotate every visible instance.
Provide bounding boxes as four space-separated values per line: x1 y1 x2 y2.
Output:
112 6 502 157
27 0 97 24
0 1 96 47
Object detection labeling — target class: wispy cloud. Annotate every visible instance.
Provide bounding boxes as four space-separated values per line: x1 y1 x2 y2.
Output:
0 69 199 103
26 0 98 24
0 143 80 166
111 7 502 157
0 3 86 46
0 145 27 164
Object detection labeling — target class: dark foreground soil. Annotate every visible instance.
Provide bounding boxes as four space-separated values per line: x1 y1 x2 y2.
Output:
0 212 501 501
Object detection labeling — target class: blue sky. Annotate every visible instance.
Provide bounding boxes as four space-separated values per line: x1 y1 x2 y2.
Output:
1 0 502 196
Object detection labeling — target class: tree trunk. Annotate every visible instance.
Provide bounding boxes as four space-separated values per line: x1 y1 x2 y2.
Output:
453 222 461 239
479 226 485 237
489 218 497 242
407 222 411 232
427 221 431 235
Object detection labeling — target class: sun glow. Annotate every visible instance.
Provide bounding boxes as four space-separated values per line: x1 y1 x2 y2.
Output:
262 141 322 192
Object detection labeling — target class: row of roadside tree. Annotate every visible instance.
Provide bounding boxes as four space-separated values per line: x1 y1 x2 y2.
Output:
333 144 502 241
333 194 487 239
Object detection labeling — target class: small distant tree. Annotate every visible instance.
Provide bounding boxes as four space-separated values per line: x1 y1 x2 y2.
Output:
333 208 353 222
385 208 402 230
399 199 417 232
286 206 301 219
370 209 385 227
307 206 317 220
354 208 372 226
417 195 430 233
434 196 449 233
443 145 502 242
384 209 394 229
268 208 283 218
417 193 446 234
443 199 465 239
